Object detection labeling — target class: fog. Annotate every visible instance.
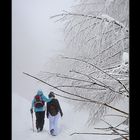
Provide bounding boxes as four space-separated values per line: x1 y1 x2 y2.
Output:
12 0 75 100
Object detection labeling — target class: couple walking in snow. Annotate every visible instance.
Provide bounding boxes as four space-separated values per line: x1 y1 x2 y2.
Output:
30 90 63 136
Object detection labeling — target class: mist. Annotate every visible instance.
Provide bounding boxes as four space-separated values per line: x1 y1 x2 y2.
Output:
12 0 75 100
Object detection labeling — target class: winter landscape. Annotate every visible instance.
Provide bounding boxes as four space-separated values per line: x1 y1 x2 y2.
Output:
12 91 128 140
12 0 129 140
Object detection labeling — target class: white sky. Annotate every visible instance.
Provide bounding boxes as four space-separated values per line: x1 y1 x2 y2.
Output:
12 0 75 99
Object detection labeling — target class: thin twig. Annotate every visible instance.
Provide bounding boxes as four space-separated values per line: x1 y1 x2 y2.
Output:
70 69 126 96
50 12 128 32
39 71 108 89
101 119 129 140
23 72 128 115
56 85 106 90
54 93 90 102
115 118 129 128
104 114 128 118
95 127 129 134
63 56 129 96
70 132 128 136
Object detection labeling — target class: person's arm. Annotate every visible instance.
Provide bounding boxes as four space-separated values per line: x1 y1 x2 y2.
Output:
46 103 49 118
56 99 63 117
42 94 53 103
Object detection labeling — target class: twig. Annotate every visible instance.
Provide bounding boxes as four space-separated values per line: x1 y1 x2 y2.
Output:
39 71 108 89
101 119 129 140
56 85 106 90
104 114 128 118
54 93 90 102
70 69 126 96
95 127 128 134
115 118 129 128
50 12 128 32
70 132 128 136
63 56 129 96
23 72 128 115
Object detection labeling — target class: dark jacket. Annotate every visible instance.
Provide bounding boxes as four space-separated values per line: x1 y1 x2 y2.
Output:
47 98 63 117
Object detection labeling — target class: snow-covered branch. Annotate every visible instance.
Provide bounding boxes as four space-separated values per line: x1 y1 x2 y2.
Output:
23 72 128 115
50 11 128 32
63 56 129 96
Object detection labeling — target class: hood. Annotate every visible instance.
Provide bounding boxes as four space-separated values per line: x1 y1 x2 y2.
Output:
37 90 43 96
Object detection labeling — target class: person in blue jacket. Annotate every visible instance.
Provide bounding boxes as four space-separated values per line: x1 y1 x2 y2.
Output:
30 90 53 132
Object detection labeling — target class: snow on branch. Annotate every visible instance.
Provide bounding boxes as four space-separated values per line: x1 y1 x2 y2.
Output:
23 72 128 115
62 56 129 96
69 69 127 97
50 11 128 32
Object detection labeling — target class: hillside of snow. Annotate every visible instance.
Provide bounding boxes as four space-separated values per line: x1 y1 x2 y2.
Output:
12 92 127 140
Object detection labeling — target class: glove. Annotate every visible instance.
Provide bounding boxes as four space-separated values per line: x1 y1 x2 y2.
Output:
30 108 33 114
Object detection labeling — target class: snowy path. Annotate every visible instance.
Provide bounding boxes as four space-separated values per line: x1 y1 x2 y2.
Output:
12 93 126 140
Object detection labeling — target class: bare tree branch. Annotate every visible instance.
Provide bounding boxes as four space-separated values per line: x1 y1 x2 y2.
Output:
95 127 128 134
39 71 108 89
23 72 128 115
63 56 129 96
56 84 106 90
115 118 129 128
70 69 127 96
70 132 128 136
104 114 128 118
101 119 129 140
53 92 90 102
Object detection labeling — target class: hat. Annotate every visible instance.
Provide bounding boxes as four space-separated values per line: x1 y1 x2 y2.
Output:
49 91 55 98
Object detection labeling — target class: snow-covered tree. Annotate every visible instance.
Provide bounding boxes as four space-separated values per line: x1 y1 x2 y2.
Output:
37 1 129 137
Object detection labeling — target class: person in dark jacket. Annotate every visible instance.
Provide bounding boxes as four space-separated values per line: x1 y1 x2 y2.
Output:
47 91 63 136
30 90 53 132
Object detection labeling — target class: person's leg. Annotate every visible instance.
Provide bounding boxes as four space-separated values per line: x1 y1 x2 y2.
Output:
36 112 44 132
53 113 60 135
35 112 40 130
40 111 45 131
48 114 55 134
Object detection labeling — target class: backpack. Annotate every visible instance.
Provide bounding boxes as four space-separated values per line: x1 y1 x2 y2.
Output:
34 95 44 108
49 101 58 116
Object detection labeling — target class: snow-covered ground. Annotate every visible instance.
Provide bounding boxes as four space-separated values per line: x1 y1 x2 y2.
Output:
12 92 128 140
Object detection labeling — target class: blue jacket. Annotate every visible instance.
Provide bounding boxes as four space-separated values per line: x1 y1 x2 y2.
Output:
31 90 52 112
